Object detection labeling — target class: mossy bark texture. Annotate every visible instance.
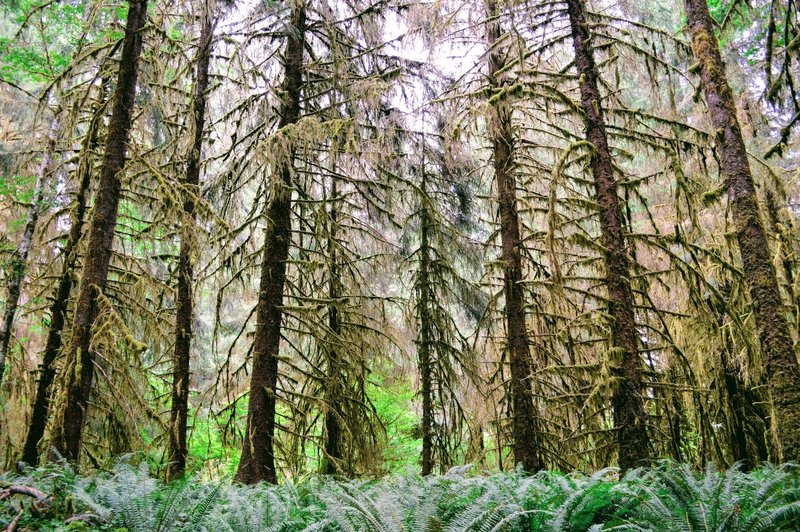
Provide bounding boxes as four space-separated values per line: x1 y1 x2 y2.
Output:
168 5 214 482
50 0 148 464
486 0 543 473
323 177 343 475
236 4 306 485
684 0 800 461
565 0 650 472
21 88 105 466
418 175 435 476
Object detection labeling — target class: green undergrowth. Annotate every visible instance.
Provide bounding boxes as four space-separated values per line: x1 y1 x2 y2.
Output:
1 460 798 531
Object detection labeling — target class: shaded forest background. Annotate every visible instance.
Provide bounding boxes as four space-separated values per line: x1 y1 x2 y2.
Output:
0 0 799 486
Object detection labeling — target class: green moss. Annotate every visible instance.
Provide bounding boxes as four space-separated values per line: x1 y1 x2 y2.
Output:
701 185 726 206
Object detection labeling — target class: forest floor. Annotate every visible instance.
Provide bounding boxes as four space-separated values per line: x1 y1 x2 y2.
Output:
1 460 799 530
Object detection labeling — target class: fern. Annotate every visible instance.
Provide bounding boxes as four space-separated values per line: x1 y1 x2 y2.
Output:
615 460 800 531
1 461 798 531
69 461 222 531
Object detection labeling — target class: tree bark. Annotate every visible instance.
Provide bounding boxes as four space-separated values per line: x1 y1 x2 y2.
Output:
49 0 148 464
565 0 650 472
486 0 543 473
684 0 800 462
20 87 105 466
0 118 59 385
322 175 342 475
417 173 434 476
167 4 214 482
720 348 752 466
322 303 342 475
236 3 305 485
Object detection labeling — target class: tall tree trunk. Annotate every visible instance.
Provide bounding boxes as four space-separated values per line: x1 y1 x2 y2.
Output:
720 347 752 466
322 174 342 475
322 303 342 474
236 4 305 485
708 284 758 467
417 173 434 476
684 0 800 461
20 88 106 466
486 0 543 473
167 4 214 482
49 0 148 463
0 118 59 384
565 0 650 472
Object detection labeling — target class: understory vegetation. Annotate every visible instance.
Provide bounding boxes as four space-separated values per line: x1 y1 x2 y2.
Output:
3 0 800 527
1 460 799 531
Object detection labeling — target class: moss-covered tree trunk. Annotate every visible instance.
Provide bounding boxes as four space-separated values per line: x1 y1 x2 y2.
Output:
322 302 342 474
167 5 214 482
0 118 59 385
49 0 148 463
709 284 771 468
720 346 753 465
486 0 543 473
20 87 106 466
417 172 435 476
236 3 306 485
565 0 650 472
323 175 343 475
684 0 800 462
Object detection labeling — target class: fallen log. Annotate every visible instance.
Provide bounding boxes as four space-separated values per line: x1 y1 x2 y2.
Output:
0 485 49 504
65 513 100 524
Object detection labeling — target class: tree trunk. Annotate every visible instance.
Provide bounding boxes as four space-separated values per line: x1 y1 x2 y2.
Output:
236 4 305 485
717 304 770 467
486 0 543 473
322 175 342 475
565 0 650 472
167 4 214 482
0 118 59 385
21 87 105 466
684 0 800 462
418 174 434 476
322 301 342 475
49 0 148 464
720 347 752 466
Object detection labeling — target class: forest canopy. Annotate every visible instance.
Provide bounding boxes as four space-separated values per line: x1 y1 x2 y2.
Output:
1 0 800 526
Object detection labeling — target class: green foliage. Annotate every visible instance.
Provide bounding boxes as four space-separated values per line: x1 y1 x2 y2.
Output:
2 461 798 531
187 408 241 477
0 0 85 85
72 462 221 531
0 173 35 203
611 461 800 531
368 377 422 473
